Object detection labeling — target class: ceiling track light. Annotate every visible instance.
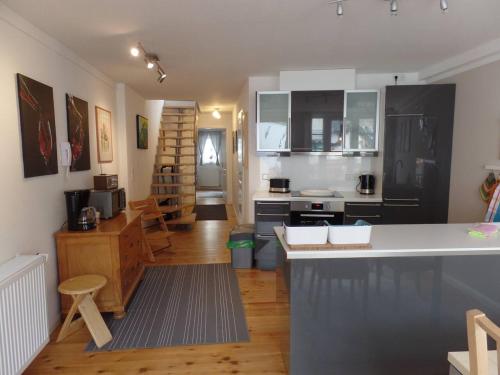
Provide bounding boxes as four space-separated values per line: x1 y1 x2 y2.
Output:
389 0 398 15
440 0 448 13
129 43 167 84
329 0 347 16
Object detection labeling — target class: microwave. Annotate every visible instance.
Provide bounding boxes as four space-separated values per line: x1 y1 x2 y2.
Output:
94 174 118 190
89 188 126 219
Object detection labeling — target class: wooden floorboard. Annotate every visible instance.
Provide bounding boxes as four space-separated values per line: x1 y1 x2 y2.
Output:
26 204 288 374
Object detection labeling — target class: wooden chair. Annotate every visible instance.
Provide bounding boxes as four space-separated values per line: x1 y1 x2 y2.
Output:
57 275 112 348
448 309 500 375
129 198 175 262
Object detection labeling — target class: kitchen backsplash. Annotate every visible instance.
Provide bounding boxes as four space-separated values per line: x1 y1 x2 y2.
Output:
259 155 380 192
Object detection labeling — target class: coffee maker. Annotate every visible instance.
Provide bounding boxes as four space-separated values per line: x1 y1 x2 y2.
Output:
357 174 375 195
64 189 96 231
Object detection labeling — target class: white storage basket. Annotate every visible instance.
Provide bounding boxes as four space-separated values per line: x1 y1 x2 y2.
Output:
284 225 328 245
328 225 372 245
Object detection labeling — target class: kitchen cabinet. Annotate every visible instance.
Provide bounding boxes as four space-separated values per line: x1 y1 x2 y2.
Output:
291 90 344 152
254 201 290 270
257 91 291 152
342 90 380 154
344 202 383 225
382 84 456 224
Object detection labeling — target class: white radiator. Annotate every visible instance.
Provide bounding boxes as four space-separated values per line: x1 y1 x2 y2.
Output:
0 255 49 375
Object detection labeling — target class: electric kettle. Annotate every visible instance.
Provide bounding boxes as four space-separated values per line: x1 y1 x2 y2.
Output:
78 207 97 231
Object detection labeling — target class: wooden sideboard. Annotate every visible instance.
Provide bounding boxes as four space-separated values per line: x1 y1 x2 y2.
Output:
56 210 144 319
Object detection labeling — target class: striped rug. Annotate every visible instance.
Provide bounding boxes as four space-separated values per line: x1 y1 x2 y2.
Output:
86 264 249 351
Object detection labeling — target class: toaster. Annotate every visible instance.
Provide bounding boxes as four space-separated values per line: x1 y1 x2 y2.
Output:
269 178 290 193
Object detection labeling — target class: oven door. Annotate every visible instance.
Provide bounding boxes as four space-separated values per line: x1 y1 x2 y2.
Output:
290 211 344 226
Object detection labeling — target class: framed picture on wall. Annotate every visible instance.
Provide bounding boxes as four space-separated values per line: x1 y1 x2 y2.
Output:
136 115 148 149
66 94 90 171
16 73 58 178
95 106 113 163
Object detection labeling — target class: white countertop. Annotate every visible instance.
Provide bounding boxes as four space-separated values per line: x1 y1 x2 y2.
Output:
274 224 500 259
253 190 383 203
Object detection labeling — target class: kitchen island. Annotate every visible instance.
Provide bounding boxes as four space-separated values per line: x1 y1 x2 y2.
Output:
274 224 500 375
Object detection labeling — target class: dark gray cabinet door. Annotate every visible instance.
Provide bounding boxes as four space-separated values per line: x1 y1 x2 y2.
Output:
291 91 344 152
383 84 455 224
344 202 383 224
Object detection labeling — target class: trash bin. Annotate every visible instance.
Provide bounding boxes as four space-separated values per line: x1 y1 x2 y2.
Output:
227 225 255 269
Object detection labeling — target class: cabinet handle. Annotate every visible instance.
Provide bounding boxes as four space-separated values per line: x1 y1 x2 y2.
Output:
300 214 335 218
345 203 382 207
257 202 289 206
384 203 420 207
386 113 425 118
256 213 289 217
346 214 381 218
256 234 276 239
384 198 419 202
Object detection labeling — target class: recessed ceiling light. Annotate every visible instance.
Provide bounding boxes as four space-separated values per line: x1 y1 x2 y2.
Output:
212 109 222 120
130 46 140 57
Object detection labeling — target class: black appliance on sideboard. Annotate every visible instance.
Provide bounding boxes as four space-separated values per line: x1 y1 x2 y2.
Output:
93 174 118 190
64 189 97 231
89 188 126 219
382 84 456 224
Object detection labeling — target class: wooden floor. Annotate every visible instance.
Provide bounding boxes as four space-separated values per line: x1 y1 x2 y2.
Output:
26 205 288 374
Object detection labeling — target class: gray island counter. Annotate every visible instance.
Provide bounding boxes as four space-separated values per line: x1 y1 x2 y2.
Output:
274 224 500 375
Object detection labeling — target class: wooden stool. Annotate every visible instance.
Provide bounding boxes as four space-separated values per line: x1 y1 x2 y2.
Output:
57 275 112 348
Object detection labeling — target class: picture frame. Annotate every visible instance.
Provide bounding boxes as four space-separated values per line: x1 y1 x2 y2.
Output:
16 73 58 178
136 115 148 149
95 106 113 163
66 94 90 171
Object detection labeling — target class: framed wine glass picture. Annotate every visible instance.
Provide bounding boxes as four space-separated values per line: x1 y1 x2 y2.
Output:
16 73 58 178
95 106 113 163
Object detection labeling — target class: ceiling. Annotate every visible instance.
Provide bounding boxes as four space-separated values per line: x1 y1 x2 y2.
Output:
4 0 500 108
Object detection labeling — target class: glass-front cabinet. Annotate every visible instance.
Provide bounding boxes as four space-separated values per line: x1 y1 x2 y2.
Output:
256 91 291 152
342 90 380 154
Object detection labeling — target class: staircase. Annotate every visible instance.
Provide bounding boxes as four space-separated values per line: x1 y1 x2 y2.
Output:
151 103 197 225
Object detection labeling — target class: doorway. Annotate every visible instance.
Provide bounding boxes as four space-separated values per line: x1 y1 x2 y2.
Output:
196 128 227 205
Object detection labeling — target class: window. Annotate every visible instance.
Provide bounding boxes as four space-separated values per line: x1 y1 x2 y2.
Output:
311 118 324 151
201 136 217 165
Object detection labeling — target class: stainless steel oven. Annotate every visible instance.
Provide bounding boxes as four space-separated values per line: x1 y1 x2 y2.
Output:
290 201 344 226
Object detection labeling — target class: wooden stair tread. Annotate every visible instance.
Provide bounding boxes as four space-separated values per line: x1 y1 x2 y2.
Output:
152 183 196 187
153 173 195 177
155 163 196 167
152 193 196 199
158 136 194 140
164 213 196 225
156 154 196 157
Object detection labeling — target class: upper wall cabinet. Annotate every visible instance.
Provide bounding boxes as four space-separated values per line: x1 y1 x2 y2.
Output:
291 91 344 153
256 91 291 152
342 90 380 154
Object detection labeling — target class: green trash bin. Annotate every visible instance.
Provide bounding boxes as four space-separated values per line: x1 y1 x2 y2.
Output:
227 225 255 269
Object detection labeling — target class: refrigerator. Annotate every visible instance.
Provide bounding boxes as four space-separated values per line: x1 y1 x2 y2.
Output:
382 85 456 224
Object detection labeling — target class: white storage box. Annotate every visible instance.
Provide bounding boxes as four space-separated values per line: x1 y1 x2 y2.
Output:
328 225 372 245
284 225 328 245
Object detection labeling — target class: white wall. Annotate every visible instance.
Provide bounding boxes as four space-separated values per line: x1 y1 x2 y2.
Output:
0 5 122 330
118 85 163 201
439 60 500 222
197 112 233 201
